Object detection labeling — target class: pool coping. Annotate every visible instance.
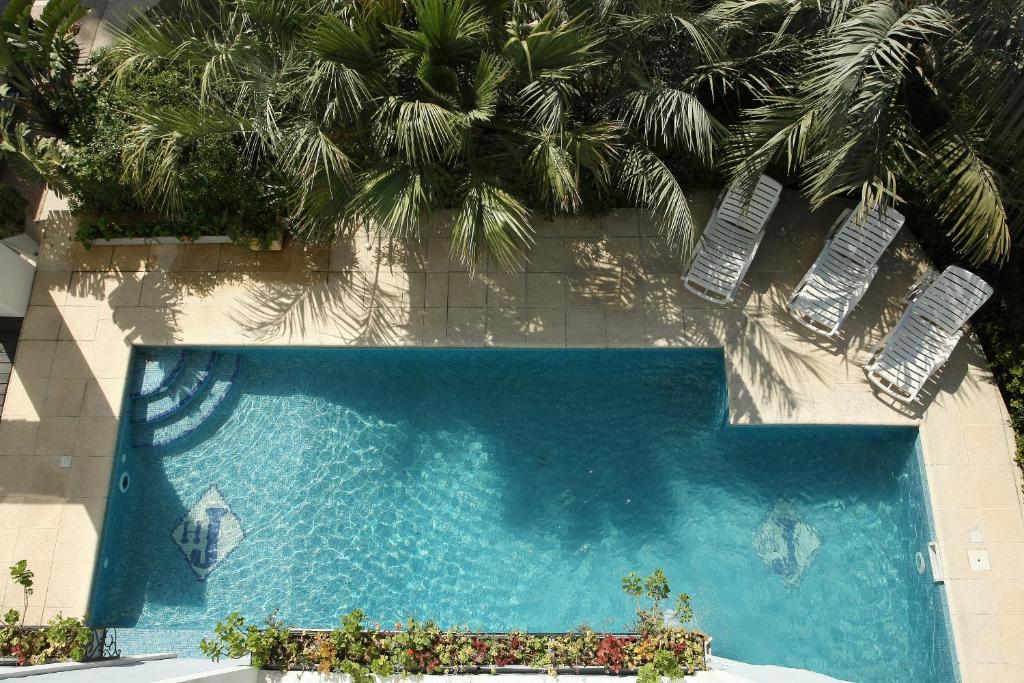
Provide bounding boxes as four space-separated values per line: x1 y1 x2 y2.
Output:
1 203 1022 682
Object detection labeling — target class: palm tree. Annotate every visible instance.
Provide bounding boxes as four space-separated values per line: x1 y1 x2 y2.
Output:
106 0 788 269
729 0 1024 264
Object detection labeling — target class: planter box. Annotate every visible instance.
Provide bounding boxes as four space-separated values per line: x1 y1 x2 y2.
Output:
87 235 235 246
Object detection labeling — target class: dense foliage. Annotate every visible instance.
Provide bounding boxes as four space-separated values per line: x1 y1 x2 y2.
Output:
731 0 1024 265
201 570 707 680
64 59 280 243
102 0 792 267
0 180 27 238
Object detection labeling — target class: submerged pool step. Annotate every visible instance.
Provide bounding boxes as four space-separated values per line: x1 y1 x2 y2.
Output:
131 348 186 398
132 353 241 448
131 350 215 424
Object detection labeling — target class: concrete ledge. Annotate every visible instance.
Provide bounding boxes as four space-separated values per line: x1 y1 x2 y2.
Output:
0 652 175 679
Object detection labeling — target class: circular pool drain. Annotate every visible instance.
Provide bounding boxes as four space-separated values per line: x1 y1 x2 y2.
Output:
118 472 130 493
915 551 926 575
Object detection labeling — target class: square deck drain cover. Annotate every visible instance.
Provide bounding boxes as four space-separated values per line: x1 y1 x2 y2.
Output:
968 549 991 571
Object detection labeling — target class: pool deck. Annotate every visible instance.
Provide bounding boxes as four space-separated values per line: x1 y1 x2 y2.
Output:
0 196 1022 682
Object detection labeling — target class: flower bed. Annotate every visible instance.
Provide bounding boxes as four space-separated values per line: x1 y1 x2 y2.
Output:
202 613 708 683
201 571 708 683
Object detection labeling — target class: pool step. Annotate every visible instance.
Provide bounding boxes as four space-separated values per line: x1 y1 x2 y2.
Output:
130 350 215 424
131 348 185 398
132 353 240 448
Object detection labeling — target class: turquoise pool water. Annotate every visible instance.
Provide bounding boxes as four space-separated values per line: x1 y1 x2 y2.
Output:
91 348 957 682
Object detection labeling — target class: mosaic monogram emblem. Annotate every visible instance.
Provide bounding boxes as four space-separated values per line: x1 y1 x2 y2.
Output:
753 499 821 586
172 486 244 581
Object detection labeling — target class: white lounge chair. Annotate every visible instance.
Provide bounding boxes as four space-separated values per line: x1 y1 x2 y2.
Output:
865 266 993 403
788 205 905 337
683 175 783 304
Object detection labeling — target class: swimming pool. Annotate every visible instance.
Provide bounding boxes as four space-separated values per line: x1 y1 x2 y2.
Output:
91 348 957 682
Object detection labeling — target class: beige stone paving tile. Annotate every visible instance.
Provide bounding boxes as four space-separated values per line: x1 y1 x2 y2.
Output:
929 465 979 508
20 306 62 340
559 216 601 237
80 378 123 418
602 209 639 236
0 458 32 498
950 613 1003 663
12 340 56 378
32 418 79 457
12 527 57 579
42 562 92 611
322 307 421 347
424 272 449 308
179 244 222 271
27 457 72 499
526 238 567 272
485 309 526 347
639 236 682 274
946 578 998 614
446 308 486 346
566 237 613 274
57 307 100 341
1 496 64 530
147 244 185 272
110 245 150 272
485 273 526 309
987 542 1024 581
644 306 686 347
59 498 107 531
53 525 99 565
425 238 451 273
2 373 47 420
73 419 119 458
69 243 112 271
448 272 487 308
958 383 1011 426
523 309 565 347
525 273 565 309
567 273 641 311
0 528 15 565
921 417 971 465
421 308 447 346
1000 614 1024 662
686 309 746 347
565 309 605 347
39 378 86 418
0 421 39 456
29 272 71 307
961 662 1015 683
994 580 1024 613
971 467 1021 510
934 507 984 546
978 508 1024 543
963 424 1015 467
606 310 645 347
111 307 177 347
65 272 138 307
940 541 987 580
51 341 94 379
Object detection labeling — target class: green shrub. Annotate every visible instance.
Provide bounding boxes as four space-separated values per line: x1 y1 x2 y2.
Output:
0 181 27 239
64 56 279 244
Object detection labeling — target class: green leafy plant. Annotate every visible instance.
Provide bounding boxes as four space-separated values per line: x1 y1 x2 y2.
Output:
0 180 26 238
622 568 693 634
9 560 34 626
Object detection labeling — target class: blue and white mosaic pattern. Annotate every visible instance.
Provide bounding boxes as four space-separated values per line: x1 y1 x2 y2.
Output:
753 499 822 586
172 486 244 581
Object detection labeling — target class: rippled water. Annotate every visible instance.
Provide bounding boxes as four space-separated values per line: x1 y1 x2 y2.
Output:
91 348 957 682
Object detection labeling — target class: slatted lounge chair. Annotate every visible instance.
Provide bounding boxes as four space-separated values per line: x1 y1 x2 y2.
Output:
788 205 905 337
865 266 993 403
683 175 784 304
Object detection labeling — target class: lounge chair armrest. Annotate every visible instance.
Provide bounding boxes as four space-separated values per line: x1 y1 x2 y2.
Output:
905 270 938 303
823 208 853 244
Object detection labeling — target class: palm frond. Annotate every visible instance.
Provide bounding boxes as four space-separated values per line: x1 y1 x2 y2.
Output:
373 96 463 165
452 174 533 270
349 163 436 238
620 86 724 162
528 135 580 211
618 144 698 261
